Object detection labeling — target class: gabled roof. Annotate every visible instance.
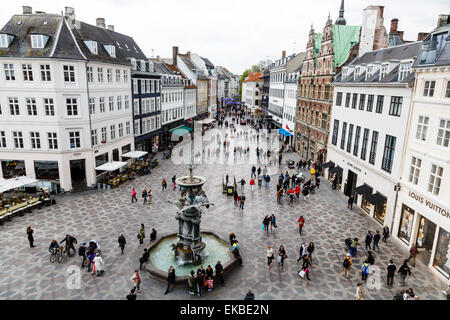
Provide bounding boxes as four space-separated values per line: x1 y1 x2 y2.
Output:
201 56 214 69
349 41 422 66
413 25 450 68
152 60 173 74
243 71 262 83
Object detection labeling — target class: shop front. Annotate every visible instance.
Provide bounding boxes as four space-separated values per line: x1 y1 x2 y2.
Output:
366 192 387 224
329 165 343 191
355 184 373 214
396 188 450 280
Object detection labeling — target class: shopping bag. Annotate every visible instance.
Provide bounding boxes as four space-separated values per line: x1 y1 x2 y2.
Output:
261 224 265 230
298 270 305 278
277 255 282 263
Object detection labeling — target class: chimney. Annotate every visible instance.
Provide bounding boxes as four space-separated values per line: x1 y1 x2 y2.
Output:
390 18 398 34
22 6 32 14
417 32 429 41
437 14 450 28
156 55 160 61
398 31 404 41
107 25 114 31
172 46 179 65
282 50 286 58
96 18 106 29
187 51 191 59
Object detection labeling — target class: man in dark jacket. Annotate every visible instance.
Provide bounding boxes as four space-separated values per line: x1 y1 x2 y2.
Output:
364 231 373 250
164 266 176 294
215 261 224 285
118 234 126 254
150 228 157 241
398 259 412 285
373 231 381 252
139 248 150 270
196 266 206 296
60 234 77 257
387 260 397 285
244 289 255 300
78 243 87 267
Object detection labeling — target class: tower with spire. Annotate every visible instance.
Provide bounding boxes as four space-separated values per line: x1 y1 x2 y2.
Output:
335 0 346 25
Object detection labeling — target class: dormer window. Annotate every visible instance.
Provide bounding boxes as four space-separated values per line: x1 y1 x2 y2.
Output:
366 66 373 80
0 33 14 48
399 62 412 81
31 34 49 49
103 45 116 57
380 63 388 80
84 40 98 54
354 67 360 80
342 68 347 79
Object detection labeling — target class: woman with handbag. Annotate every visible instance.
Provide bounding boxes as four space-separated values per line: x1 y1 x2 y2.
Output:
266 246 274 269
300 255 311 280
307 242 315 264
278 245 287 270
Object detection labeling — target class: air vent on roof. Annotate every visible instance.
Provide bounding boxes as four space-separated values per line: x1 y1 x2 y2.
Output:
17 21 22 25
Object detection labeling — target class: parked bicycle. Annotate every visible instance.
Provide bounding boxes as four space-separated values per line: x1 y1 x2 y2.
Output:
49 246 65 264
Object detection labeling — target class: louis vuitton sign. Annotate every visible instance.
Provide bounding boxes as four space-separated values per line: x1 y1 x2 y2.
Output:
408 191 450 219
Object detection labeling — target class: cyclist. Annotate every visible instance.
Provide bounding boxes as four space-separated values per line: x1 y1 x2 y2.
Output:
60 234 78 256
48 240 60 254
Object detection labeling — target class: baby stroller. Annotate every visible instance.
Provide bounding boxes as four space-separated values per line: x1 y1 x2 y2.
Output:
344 238 352 251
286 160 295 169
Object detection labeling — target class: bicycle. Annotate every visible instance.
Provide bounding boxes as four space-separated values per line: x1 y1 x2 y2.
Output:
49 246 65 263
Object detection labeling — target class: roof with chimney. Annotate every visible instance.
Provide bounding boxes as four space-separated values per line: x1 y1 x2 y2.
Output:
413 21 450 68
0 10 146 65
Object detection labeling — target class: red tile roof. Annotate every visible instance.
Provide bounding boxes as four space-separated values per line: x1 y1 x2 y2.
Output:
243 71 263 83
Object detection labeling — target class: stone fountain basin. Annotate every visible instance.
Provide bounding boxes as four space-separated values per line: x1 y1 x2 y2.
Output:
144 231 238 284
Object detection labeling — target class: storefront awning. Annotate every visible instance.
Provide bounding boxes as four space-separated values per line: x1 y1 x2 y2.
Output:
95 161 127 171
278 128 293 137
0 176 38 193
322 161 335 168
366 192 387 205
329 165 343 175
355 184 373 195
121 151 148 159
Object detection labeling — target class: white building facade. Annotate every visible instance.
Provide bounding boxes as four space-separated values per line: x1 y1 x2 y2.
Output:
241 72 262 112
0 7 141 192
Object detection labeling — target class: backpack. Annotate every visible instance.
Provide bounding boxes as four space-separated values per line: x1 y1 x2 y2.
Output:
362 264 369 275
343 259 350 268
78 246 85 256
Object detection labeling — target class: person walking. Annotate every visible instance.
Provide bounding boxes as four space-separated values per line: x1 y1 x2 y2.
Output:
355 282 365 300
373 230 381 252
408 244 418 267
278 245 287 270
270 214 277 233
239 194 246 210
298 216 305 236
398 259 412 285
366 250 375 265
262 166 268 177
264 174 271 188
139 248 150 270
118 234 126 254
257 167 261 177
301 255 311 280
150 228 157 242
249 178 255 190
316 177 320 190
229 232 237 246
78 242 87 268
225 174 229 186
387 260 397 286
172 175 177 191
196 266 206 297
164 266 176 294
162 179 167 191
215 261 224 285
138 224 145 246
350 238 359 257
361 261 370 282
244 289 255 300
347 194 354 209
258 175 263 188
263 215 270 236
147 189 152 204
365 231 373 250
266 246 274 269
131 188 137 203
142 188 147 205
239 178 246 190
26 226 35 248
276 189 281 203
382 226 390 243
295 185 300 199
343 254 352 278
93 253 105 276
307 242 315 264
131 270 141 293
188 271 197 295
251 166 256 179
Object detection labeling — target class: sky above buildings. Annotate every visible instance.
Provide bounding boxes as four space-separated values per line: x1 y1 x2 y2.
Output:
1 0 448 75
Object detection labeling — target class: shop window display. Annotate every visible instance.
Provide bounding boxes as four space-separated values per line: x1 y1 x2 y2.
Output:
433 228 450 278
361 193 372 214
374 200 387 224
398 204 415 244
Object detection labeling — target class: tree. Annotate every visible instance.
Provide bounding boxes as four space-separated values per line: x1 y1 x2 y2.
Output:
250 65 260 72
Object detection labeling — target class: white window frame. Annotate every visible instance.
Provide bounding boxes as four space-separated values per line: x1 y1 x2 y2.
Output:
30 131 41 149
22 64 33 81
9 97 19 115
89 97 96 115
44 98 55 116
40 64 51 81
69 131 81 149
415 114 429 142
427 163 443 196
31 34 45 49
26 97 37 115
408 155 422 185
4 63 15 80
423 80 436 97
48 132 58 150
63 64 76 83
66 98 78 116
435 118 450 148
13 131 24 149
99 97 105 113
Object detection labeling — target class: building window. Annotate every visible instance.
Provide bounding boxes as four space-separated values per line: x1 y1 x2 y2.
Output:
399 63 411 81
353 126 361 156
415 115 429 141
48 132 58 149
375 95 384 113
359 94 366 110
408 156 422 185
30 132 41 149
22 64 33 81
433 228 450 278
66 98 78 116
40 64 51 81
0 131 6 148
366 94 374 112
26 98 37 115
380 64 388 79
109 96 114 111
361 129 369 161
115 69 120 82
0 34 10 48
428 164 443 195
389 96 402 116
13 131 24 148
31 34 45 48
69 131 81 148
436 119 450 147
63 65 75 82
118 123 123 137
99 97 105 113
101 127 107 142
336 92 342 106
87 66 93 83
97 68 104 82
381 135 396 173
43 98 54 116
123 69 128 82
107 68 112 83
125 95 130 109
346 124 354 153
126 121 131 135
117 96 122 110
89 97 95 115
8 97 19 115
103 45 116 58
345 93 350 108
369 131 378 165
446 81 450 98
4 63 15 80
351 93 358 109
340 122 347 150
110 125 116 140
423 80 435 97
91 129 98 146
84 40 98 54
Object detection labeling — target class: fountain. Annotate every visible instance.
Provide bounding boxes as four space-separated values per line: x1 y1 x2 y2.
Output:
145 125 237 282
